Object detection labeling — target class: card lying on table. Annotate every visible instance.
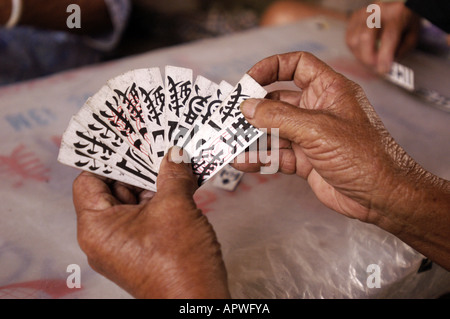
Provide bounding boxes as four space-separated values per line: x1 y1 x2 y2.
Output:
57 66 267 191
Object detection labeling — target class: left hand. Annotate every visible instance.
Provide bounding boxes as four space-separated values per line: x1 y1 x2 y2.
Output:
72 147 230 299
346 1 420 74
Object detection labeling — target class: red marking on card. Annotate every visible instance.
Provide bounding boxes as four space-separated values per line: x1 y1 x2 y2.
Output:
0 279 78 299
194 190 218 214
0 144 50 188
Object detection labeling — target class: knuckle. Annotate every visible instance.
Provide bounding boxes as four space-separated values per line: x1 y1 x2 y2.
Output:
345 32 358 48
359 31 374 44
159 193 196 211
76 213 99 257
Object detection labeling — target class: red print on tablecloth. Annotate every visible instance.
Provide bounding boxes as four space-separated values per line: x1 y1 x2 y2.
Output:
0 144 50 188
0 279 77 299
194 190 218 214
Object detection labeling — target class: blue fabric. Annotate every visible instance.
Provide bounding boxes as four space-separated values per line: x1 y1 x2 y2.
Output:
0 0 130 86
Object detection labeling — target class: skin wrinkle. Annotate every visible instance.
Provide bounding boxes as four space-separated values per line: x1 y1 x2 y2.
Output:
137 214 225 299
279 149 297 174
72 52 450 297
310 69 334 109
246 53 427 217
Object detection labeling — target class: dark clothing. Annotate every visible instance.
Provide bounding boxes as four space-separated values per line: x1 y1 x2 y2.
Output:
406 0 450 33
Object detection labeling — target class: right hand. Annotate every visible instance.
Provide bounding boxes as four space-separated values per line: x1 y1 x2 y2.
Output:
234 51 450 271
73 147 230 299
346 1 421 74
235 52 442 224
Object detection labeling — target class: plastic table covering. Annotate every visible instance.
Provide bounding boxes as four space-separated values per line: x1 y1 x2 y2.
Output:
0 17 449 299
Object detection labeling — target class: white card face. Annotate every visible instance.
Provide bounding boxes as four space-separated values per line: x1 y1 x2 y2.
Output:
58 142 149 190
131 68 166 170
212 164 245 191
386 62 415 91
177 80 233 152
173 76 218 145
164 66 193 146
191 113 264 184
74 103 127 151
173 76 219 147
208 74 267 128
58 66 266 191
60 118 157 191
88 83 153 161
184 74 267 157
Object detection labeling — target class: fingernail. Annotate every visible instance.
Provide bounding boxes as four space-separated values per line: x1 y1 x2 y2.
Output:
378 61 391 75
240 98 262 119
168 146 184 164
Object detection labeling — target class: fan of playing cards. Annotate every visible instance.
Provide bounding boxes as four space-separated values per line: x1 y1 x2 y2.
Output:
58 66 267 191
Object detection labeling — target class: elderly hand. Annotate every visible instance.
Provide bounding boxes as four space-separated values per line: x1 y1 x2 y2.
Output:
73 147 230 299
235 52 450 270
346 1 420 74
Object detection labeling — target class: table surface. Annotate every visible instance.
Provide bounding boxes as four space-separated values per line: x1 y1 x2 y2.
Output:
0 17 449 299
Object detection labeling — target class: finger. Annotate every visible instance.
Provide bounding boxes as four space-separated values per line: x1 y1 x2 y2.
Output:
240 98 320 146
266 90 303 108
264 135 291 149
345 9 377 67
232 148 297 175
376 24 402 74
250 133 291 150
155 147 198 201
233 132 291 171
345 11 360 50
356 27 378 68
112 182 138 205
73 171 121 214
247 51 337 91
139 190 156 205
396 32 417 59
110 181 155 205
396 22 419 58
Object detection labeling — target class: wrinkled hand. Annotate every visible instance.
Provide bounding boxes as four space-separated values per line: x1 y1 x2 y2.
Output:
73 147 230 299
235 52 428 223
235 51 450 270
346 1 420 74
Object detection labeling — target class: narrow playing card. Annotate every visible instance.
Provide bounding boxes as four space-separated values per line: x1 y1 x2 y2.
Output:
191 113 264 185
58 141 150 189
177 80 233 152
60 118 157 191
212 164 245 191
58 66 268 192
172 75 219 146
184 74 266 158
132 68 166 170
164 66 193 146
87 83 153 162
386 62 415 91
106 70 152 154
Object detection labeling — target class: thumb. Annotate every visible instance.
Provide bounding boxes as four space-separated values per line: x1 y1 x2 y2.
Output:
240 98 318 146
156 146 198 200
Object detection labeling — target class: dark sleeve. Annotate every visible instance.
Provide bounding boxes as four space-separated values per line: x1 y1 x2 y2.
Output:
405 0 450 33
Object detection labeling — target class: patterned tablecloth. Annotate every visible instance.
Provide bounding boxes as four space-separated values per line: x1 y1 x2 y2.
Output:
0 17 449 299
